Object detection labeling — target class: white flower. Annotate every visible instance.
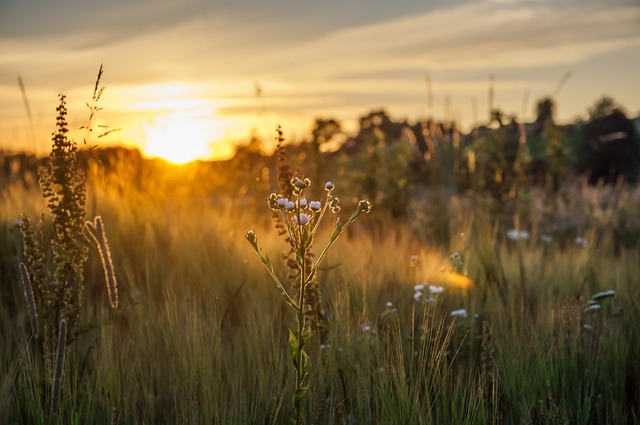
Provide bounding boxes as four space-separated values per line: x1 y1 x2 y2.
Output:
583 304 600 313
320 344 330 350
293 213 311 226
285 201 295 211
325 181 334 191
507 229 530 241
309 201 321 211
540 234 553 244
414 283 425 292
277 197 288 208
425 296 435 304
429 285 444 294
361 325 372 332
591 290 616 300
299 198 308 208
575 237 588 246
450 309 468 318
414 291 423 302
386 301 393 308
292 177 305 188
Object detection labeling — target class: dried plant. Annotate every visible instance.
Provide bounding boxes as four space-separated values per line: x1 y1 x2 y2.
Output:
85 216 119 309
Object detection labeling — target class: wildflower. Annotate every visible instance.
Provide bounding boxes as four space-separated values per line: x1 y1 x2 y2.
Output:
293 213 311 226
583 304 600 314
507 229 530 241
325 181 334 191
425 296 435 304
414 283 425 292
320 344 330 350
540 234 553 244
591 290 616 300
361 325 372 332
414 291 423 302
285 201 295 211
575 236 588 246
429 285 444 294
298 198 308 208
309 201 321 211
292 177 305 189
450 309 468 318
277 197 288 208
386 301 393 308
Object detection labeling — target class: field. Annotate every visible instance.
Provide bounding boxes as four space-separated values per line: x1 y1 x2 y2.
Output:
1 115 640 424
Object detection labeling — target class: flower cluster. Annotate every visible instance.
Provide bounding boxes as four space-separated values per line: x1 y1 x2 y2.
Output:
583 289 616 314
414 283 445 303
267 178 338 247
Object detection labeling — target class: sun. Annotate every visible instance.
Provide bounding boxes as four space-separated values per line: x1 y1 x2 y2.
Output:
143 112 221 164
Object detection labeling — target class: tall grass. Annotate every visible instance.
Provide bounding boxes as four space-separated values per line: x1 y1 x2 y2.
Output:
1 93 639 423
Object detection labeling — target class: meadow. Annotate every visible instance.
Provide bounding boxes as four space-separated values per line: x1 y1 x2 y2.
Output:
1 100 639 424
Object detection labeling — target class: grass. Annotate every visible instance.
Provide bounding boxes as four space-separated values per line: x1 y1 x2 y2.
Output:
0 80 639 423
1 158 639 424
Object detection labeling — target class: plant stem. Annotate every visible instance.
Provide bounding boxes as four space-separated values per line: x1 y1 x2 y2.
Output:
293 244 307 425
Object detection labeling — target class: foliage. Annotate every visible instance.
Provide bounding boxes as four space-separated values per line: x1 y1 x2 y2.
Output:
577 99 640 184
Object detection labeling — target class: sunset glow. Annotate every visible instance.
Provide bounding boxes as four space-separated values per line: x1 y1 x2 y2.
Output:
0 0 638 158
142 111 223 164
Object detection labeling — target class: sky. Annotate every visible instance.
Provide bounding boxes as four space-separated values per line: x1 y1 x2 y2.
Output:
1 0 639 162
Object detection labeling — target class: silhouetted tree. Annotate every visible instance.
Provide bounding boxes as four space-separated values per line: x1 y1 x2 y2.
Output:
310 118 341 183
534 97 555 135
577 97 640 184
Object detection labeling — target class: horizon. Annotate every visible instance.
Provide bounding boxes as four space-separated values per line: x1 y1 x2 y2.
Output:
1 0 639 163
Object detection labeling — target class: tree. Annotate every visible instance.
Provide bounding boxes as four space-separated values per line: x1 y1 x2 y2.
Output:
577 97 640 184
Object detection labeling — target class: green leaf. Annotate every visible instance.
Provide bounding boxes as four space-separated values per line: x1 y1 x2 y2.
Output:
293 388 308 404
302 326 312 342
288 328 298 359
302 351 312 375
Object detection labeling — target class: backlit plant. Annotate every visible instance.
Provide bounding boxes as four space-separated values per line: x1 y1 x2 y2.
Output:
246 176 371 425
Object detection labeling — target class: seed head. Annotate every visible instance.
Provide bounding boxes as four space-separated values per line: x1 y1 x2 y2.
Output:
268 193 279 210
329 197 340 213
356 199 372 214
245 229 257 246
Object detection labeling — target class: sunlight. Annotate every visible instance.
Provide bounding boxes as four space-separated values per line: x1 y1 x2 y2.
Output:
142 111 223 164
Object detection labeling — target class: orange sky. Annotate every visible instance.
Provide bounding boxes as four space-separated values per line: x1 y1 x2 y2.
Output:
1 0 639 163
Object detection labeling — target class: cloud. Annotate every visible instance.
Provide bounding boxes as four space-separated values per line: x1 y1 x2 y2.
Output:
257 1 640 79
